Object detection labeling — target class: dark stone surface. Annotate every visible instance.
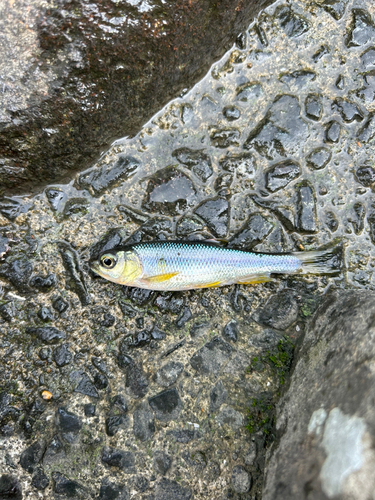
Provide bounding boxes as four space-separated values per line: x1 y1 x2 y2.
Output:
99 477 129 500
222 319 239 342
255 290 299 330
53 344 72 367
105 414 128 437
52 297 69 314
332 97 364 122
148 388 183 422
350 202 366 234
126 362 149 399
154 478 192 500
263 290 375 499
52 472 90 499
156 361 184 388
0 258 33 294
58 242 90 306
190 337 233 375
345 8 375 47
319 0 348 20
209 127 241 148
56 407 82 442
0 475 22 499
210 380 228 412
276 5 310 38
244 95 309 160
153 451 172 475
306 148 332 170
229 213 274 249
74 373 99 398
37 306 54 322
194 197 229 238
172 148 213 182
355 165 375 187
325 120 341 143
83 404 96 417
304 93 323 121
26 327 66 344
223 105 241 121
166 428 201 443
133 401 155 442
296 182 317 233
29 273 57 292
31 467 49 491
101 447 136 473
142 166 196 216
19 440 46 473
1 0 272 195
232 465 252 494
265 161 300 192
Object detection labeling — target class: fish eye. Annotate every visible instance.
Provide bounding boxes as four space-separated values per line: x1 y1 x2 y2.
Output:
100 254 117 269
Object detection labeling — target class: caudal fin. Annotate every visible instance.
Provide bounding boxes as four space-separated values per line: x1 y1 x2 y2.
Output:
292 240 344 275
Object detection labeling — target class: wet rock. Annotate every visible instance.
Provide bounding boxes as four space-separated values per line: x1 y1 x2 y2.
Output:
0 199 33 222
84 404 96 417
236 82 263 102
232 465 251 494
279 70 316 87
263 290 375 499
45 189 66 212
335 74 345 90
265 161 300 192
102 447 135 473
306 147 332 170
53 344 72 367
105 415 128 437
210 128 241 148
0 302 14 322
216 405 244 431
367 212 375 244
276 5 310 38
244 95 309 160
58 242 90 306
52 297 69 314
56 407 82 443
52 472 91 499
324 211 339 232
166 428 201 443
255 290 299 330
42 435 66 466
155 294 185 315
356 70 375 104
223 105 241 121
132 476 149 493
219 152 256 177
355 165 375 187
350 203 366 234
182 449 207 471
0 475 22 499
99 477 129 500
133 401 155 442
142 166 196 216
325 120 341 143
62 197 89 218
229 213 274 249
194 197 229 238
319 0 348 20
154 478 192 500
361 46 375 68
141 217 173 237
296 182 317 233
78 156 139 195
37 306 53 322
312 45 330 62
29 273 57 292
156 361 184 388
31 467 49 491
223 320 239 342
74 373 99 398
210 380 228 412
0 257 33 294
153 451 172 475
19 440 46 473
345 8 375 48
190 337 233 375
357 112 375 143
332 97 364 123
172 148 213 182
118 300 137 319
26 327 66 344
176 214 205 237
252 196 295 231
149 388 183 422
305 94 323 121
175 306 193 329
126 362 148 399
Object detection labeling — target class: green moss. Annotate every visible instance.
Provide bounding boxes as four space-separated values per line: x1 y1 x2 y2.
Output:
250 336 294 386
245 394 275 441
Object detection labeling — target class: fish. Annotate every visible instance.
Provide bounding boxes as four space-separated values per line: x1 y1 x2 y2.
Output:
89 239 343 291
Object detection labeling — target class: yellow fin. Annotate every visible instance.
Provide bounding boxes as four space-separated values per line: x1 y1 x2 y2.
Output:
236 274 273 285
194 281 222 289
145 272 179 283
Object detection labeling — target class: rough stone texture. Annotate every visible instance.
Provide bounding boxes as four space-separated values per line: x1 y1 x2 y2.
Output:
263 290 375 500
0 0 274 195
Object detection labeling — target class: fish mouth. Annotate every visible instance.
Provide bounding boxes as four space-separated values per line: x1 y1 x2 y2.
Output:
89 260 101 275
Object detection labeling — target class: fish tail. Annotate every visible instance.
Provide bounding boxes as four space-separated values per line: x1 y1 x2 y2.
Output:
292 240 344 275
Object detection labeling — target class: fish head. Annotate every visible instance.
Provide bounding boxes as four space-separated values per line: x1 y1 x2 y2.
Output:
90 249 142 285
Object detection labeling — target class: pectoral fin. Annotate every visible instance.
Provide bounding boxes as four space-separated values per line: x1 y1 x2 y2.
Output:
145 272 179 283
236 273 273 285
194 281 222 289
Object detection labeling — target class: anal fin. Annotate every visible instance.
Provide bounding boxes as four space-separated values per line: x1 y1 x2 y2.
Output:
194 281 222 289
236 273 273 285
145 272 179 283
